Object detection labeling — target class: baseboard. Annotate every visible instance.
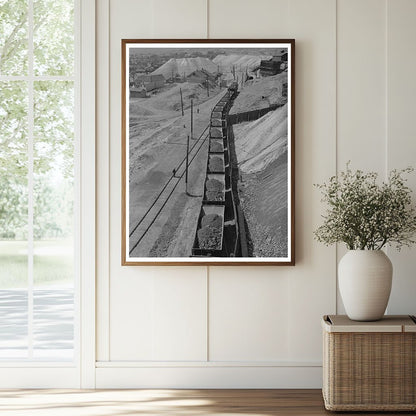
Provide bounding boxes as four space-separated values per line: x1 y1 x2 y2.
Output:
0 367 80 388
95 365 323 388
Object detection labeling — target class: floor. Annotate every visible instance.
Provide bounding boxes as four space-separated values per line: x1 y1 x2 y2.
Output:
0 389 413 416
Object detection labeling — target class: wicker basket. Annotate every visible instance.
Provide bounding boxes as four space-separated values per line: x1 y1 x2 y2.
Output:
322 315 416 411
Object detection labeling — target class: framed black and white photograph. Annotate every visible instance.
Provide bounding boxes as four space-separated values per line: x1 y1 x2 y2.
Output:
122 39 295 265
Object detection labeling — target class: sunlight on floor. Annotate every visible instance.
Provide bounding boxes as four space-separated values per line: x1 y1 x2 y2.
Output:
0 389 272 416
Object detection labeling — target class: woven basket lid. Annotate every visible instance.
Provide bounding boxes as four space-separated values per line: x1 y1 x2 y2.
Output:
322 315 416 333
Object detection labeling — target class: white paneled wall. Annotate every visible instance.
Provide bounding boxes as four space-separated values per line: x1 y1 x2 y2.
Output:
95 0 416 388
337 0 387 172
208 267 290 362
386 0 416 314
209 0 289 37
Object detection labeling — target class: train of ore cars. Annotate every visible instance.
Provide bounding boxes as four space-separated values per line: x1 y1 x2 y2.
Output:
191 81 241 257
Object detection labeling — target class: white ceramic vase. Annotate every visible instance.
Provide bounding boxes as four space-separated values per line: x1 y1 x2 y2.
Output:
338 250 393 321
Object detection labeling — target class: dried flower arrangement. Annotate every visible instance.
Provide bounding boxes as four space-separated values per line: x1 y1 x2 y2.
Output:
314 164 416 250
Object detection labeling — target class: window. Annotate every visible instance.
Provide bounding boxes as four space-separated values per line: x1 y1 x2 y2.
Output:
0 0 78 361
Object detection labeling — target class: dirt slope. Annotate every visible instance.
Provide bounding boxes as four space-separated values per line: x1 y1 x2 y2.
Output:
233 105 288 174
229 72 287 114
130 82 221 117
238 153 288 257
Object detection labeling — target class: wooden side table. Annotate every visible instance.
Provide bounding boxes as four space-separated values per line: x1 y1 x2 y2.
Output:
322 315 416 411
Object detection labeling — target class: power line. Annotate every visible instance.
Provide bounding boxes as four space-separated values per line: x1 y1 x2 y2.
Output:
180 87 184 116
128 124 209 239
129 132 209 255
185 134 190 195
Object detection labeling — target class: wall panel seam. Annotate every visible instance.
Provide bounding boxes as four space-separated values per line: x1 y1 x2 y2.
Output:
206 266 209 362
385 0 389 179
384 0 389 264
206 0 209 39
106 0 111 361
335 0 339 314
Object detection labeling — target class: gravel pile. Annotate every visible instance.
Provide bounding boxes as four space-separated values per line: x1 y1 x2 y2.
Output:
210 127 223 138
211 119 223 127
208 156 224 172
209 140 223 152
197 213 223 250
205 178 224 201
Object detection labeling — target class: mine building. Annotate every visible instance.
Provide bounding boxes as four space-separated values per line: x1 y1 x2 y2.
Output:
259 51 289 76
130 87 147 98
187 68 216 84
133 73 165 91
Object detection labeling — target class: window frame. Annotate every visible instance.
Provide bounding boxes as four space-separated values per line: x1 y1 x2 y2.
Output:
0 0 96 388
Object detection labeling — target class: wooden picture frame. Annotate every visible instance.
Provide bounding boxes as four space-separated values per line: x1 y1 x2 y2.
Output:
122 39 295 265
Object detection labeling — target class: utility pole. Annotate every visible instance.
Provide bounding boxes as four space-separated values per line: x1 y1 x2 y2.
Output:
185 135 190 195
206 74 209 97
233 65 235 80
190 99 193 140
180 87 184 116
